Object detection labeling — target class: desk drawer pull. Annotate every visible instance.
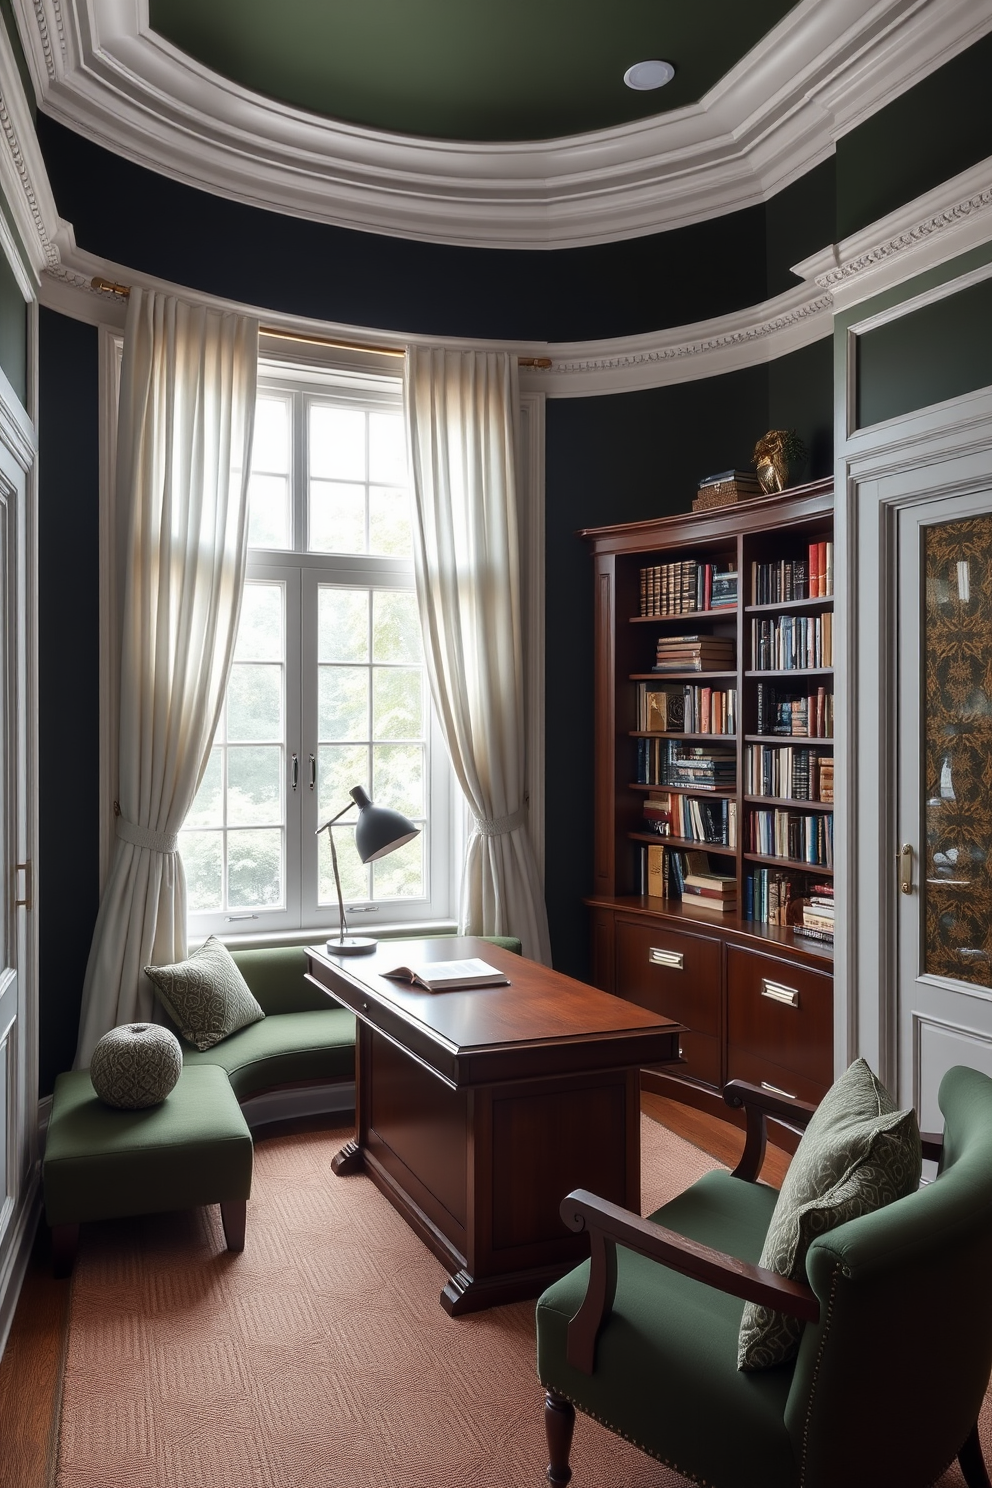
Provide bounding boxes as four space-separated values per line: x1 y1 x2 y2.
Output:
650 947 684 970
761 1079 797 1100
761 978 799 1008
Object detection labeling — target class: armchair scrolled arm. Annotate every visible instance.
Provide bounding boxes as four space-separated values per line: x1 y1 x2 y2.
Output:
561 1187 818 1375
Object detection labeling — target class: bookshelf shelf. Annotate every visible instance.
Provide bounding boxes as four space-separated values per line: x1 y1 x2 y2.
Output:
746 668 833 678
581 478 835 1115
745 853 834 875
746 596 834 614
743 794 833 811
630 831 737 857
631 608 738 624
632 732 738 743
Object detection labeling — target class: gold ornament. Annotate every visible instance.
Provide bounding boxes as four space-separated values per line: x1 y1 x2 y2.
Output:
753 429 807 494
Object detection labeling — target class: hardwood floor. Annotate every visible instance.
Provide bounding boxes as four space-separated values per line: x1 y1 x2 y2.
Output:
0 1097 790 1488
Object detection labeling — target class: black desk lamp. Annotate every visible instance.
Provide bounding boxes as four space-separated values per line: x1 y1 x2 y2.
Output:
315 785 420 954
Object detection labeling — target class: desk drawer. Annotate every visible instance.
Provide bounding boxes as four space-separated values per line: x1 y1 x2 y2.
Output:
616 919 721 1037
726 947 832 1091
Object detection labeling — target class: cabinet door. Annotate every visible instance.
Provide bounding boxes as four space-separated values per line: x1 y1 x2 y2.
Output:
726 946 832 1101
615 918 721 1086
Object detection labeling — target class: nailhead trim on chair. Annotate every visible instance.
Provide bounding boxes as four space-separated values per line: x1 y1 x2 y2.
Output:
538 1378 712 1486
799 1265 842 1487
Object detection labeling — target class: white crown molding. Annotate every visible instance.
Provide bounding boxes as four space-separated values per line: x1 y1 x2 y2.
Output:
794 156 992 311
13 0 992 249
0 9 64 288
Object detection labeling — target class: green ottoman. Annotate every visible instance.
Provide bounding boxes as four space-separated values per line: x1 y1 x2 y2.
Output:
44 1065 254 1277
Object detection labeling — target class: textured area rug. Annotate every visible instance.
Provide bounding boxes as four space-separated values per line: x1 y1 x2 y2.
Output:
56 1117 990 1488
57 1116 719 1488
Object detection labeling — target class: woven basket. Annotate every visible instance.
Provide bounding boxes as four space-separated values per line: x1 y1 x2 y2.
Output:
692 475 763 511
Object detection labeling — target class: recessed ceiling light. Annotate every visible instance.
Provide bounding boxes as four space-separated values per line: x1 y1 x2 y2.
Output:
623 59 675 91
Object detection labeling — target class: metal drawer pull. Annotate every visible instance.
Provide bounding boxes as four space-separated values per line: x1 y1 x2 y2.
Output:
761 978 799 1008
650 947 684 970
761 1080 797 1100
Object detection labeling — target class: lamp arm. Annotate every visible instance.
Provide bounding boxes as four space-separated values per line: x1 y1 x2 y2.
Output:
315 806 356 945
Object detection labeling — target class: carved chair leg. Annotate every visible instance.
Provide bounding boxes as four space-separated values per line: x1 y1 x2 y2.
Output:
51 1223 80 1279
219 1200 247 1253
544 1390 575 1486
959 1423 992 1488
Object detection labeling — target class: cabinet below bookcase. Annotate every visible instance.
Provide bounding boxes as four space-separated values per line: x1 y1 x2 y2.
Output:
581 479 835 1119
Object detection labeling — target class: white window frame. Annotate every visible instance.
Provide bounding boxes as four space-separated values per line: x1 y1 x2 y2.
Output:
97 323 545 947
186 357 460 941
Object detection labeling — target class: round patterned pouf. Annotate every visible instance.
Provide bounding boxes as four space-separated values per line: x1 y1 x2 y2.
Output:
89 1023 183 1109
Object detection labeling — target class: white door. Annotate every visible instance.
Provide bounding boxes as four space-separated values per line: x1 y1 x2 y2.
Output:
896 489 992 1128
0 386 36 1349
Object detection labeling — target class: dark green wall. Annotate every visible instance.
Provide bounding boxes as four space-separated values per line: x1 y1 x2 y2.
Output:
857 274 992 429
0 249 26 406
836 33 992 242
38 309 101 1094
37 116 779 343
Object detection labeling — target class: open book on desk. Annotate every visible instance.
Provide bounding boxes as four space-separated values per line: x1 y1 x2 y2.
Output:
382 958 510 992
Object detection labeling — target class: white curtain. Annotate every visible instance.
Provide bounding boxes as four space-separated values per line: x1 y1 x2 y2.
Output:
75 290 258 1065
404 346 552 964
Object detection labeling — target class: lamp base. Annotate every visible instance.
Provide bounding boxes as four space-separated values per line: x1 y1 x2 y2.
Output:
325 936 378 956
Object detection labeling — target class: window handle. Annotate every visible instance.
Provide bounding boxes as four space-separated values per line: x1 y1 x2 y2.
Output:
309 754 316 790
291 753 299 791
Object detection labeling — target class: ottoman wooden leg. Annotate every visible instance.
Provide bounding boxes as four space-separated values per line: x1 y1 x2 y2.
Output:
220 1199 246 1252
51 1223 80 1279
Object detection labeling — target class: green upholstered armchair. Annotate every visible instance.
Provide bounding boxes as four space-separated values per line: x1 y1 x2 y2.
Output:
536 1066 992 1488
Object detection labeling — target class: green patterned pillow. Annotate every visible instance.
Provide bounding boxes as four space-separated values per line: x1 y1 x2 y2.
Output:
737 1057 922 1371
144 936 265 1051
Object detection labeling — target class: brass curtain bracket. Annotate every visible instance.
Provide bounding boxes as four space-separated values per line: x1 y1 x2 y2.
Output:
88 279 552 367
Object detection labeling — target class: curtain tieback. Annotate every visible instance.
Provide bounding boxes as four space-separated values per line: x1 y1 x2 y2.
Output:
474 804 527 838
115 816 179 854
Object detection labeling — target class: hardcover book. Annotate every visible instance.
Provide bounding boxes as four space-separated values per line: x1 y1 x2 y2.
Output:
383 958 509 992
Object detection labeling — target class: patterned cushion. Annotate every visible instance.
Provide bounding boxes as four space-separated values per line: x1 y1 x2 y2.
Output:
89 1022 183 1109
737 1057 922 1371
145 936 265 1052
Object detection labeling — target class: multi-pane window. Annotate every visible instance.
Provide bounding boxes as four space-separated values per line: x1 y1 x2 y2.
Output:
182 362 454 938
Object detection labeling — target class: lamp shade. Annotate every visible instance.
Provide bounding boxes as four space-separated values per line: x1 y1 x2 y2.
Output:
349 785 420 863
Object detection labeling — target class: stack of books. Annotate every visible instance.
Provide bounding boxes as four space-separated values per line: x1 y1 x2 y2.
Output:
660 743 736 791
653 634 736 673
796 885 835 944
681 871 737 912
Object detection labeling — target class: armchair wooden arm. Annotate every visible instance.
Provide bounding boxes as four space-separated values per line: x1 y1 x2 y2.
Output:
559 1188 819 1374
723 1078 817 1182
722 1081 946 1174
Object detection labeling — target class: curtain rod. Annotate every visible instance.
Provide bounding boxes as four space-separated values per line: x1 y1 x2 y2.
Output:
90 278 553 368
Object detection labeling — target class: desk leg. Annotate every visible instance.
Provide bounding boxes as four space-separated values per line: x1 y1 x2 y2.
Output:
332 1140 364 1175
333 1019 369 1176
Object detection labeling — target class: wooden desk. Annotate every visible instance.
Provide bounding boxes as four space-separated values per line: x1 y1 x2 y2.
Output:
306 937 684 1314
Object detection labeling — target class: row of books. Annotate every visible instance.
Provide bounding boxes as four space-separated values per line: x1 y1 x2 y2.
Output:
635 738 737 789
653 634 736 674
745 744 834 802
636 682 737 735
643 790 738 847
750 544 834 605
751 612 833 671
743 869 834 939
748 807 834 866
755 683 834 738
641 844 737 910
638 562 738 617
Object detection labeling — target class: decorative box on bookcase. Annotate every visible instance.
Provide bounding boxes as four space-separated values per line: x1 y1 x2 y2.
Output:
581 479 834 1126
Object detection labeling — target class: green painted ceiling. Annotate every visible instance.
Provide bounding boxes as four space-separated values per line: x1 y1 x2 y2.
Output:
149 0 798 143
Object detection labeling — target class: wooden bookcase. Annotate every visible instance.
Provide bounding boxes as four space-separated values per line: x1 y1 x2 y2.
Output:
580 478 835 1118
